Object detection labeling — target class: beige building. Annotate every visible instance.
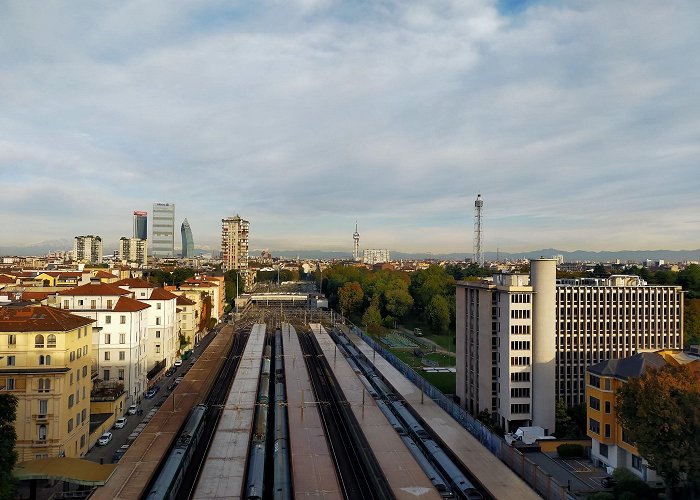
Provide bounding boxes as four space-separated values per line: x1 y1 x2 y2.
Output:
73 235 103 264
0 305 94 461
456 260 684 434
176 295 198 347
118 237 148 266
221 215 249 275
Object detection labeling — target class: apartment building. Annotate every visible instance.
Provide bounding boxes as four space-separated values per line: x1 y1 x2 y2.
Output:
586 350 698 483
363 249 391 265
119 237 148 266
455 259 684 434
0 305 94 461
73 235 103 264
55 283 149 402
175 295 198 347
221 215 249 274
179 275 224 323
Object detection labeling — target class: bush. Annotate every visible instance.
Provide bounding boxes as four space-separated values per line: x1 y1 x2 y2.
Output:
612 468 652 499
557 443 584 458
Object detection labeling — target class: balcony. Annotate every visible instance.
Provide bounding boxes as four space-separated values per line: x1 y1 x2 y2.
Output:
32 414 53 422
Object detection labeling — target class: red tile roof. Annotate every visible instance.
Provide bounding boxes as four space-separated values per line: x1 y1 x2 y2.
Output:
114 278 154 288
176 296 196 306
0 275 16 284
21 292 50 302
0 305 94 332
94 271 115 279
56 283 132 297
112 297 150 312
148 288 179 300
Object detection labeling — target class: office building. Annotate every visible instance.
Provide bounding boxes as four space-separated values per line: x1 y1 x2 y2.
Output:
119 237 148 266
0 305 94 461
152 203 175 258
73 235 103 264
455 259 683 434
133 211 147 240
221 216 249 272
181 219 194 258
363 249 391 265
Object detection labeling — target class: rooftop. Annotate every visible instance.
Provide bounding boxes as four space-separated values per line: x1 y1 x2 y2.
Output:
0 305 94 332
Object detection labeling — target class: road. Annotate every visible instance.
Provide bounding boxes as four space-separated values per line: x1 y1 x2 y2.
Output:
84 328 219 464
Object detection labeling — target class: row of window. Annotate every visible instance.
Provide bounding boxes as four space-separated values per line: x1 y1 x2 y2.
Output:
511 404 530 414
510 294 531 304
510 309 531 319
511 387 530 398
510 356 530 366
510 371 530 382
103 368 126 381
510 324 531 335
104 351 128 361
510 341 531 351
589 418 612 438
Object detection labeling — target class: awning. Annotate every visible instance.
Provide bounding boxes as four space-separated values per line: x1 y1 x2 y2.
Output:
14 457 117 486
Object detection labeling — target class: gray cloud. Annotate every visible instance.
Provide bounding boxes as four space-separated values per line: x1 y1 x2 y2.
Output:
1 0 699 254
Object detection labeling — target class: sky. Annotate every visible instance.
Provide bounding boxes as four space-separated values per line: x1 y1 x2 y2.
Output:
1 0 699 255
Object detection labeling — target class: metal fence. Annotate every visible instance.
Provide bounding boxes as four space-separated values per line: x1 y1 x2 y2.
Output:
348 324 571 500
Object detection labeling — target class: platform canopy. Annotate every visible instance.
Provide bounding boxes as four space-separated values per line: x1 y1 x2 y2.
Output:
14 458 117 486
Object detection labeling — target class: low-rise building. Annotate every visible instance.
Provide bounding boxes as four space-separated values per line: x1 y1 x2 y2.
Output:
0 305 94 461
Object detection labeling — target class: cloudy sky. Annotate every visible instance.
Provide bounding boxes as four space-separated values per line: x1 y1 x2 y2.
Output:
1 0 699 255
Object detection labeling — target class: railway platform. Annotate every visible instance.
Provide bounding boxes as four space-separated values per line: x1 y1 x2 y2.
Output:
192 323 267 499
344 327 540 500
310 324 442 500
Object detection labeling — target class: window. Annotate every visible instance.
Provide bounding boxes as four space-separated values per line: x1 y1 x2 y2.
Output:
90 300 96 309
81 409 87 422
157 303 161 310
47 334 56 348
83 346 87 355
120 333 125 344
156 331 161 338
156 317 161 325
105 333 111 344
510 372 531 382
599 442 608 458
70 373 73 385
35 334 45 348
82 366 87 377
604 424 611 438
6 378 15 390
103 369 110 381
510 404 530 414
80 434 86 447
38 378 50 393
589 374 600 388
70 351 75 362
7 356 15 366
39 355 46 366
119 351 125 361
604 401 611 413
589 418 600 434
104 352 110 361
589 396 600 411
604 378 611 390
7 334 16 345
76 412 81 425
511 387 530 398
68 419 73 432
38 424 47 440
68 394 74 408
632 455 642 471
39 399 48 416
78 299 84 306
120 316 126 324
118 369 125 380
105 315 111 324
63 300 69 309
107 300 113 309
155 345 161 354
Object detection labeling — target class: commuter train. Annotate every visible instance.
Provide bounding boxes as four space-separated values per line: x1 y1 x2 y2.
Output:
145 404 208 500
245 344 272 500
272 328 292 500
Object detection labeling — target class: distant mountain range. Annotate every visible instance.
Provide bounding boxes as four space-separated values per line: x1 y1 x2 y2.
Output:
2 240 699 263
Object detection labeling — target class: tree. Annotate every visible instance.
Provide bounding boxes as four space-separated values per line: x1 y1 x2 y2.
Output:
554 399 578 438
685 299 700 347
426 295 451 332
171 268 195 286
0 394 18 500
362 299 383 332
616 363 700 498
338 282 364 315
677 264 700 298
383 287 413 320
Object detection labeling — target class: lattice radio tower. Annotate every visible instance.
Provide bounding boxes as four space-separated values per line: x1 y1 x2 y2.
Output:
473 194 484 266
352 221 360 261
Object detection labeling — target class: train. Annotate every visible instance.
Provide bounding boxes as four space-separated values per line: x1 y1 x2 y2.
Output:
245 344 272 500
272 328 292 500
145 404 208 500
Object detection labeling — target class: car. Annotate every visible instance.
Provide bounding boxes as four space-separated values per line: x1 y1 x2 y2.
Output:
98 432 113 446
145 388 157 399
601 477 617 488
127 404 138 415
174 376 183 384
114 417 128 429
174 359 183 367
111 444 129 463
167 382 177 391
165 367 176 377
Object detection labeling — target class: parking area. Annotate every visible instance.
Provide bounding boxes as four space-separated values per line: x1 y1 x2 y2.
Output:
525 452 612 496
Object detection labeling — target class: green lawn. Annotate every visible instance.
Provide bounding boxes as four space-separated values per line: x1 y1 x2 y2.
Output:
421 372 456 395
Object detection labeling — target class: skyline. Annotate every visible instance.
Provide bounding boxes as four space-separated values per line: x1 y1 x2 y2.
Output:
1 1 699 253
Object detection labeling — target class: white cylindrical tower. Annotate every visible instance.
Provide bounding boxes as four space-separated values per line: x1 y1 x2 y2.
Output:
530 258 557 434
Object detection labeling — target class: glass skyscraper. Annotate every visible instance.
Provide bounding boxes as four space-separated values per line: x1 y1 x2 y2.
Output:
181 219 194 258
133 210 147 240
152 203 175 257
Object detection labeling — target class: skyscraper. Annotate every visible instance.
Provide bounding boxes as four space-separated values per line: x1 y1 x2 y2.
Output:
221 215 249 272
181 219 194 258
133 211 147 240
152 203 175 258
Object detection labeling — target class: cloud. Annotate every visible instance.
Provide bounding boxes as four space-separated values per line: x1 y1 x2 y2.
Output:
1 0 699 254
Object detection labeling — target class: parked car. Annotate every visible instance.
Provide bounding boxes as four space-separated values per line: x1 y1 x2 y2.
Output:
114 417 128 429
174 359 183 367
145 388 157 399
174 376 183 384
601 477 617 488
127 404 138 415
98 432 113 446
165 367 176 377
167 382 177 391
112 444 129 463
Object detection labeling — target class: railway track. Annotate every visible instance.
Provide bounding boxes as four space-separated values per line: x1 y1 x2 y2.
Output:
297 328 395 500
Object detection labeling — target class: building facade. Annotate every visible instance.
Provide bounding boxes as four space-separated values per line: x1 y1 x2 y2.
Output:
221 216 249 273
152 203 175 258
119 237 148 266
455 260 684 434
133 211 147 240
0 305 94 461
73 235 103 264
181 219 194 258
362 249 391 265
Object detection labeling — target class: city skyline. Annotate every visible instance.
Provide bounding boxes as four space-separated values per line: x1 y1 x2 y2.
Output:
1 1 699 253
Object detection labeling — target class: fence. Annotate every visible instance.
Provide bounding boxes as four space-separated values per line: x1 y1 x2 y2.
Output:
347 323 570 500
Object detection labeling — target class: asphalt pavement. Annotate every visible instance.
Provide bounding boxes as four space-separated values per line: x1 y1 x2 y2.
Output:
83 329 218 464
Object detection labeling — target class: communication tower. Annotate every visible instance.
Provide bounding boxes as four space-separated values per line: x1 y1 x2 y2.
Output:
473 194 484 266
352 222 360 261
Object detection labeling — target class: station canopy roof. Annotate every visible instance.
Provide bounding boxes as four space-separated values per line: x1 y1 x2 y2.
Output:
14 458 116 486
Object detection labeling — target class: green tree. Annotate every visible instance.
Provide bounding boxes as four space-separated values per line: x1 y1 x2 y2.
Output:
0 394 18 500
171 268 195 286
685 299 700 347
362 299 383 332
616 363 700 498
384 287 414 319
338 282 364 315
554 399 578 438
426 295 451 332
677 264 700 298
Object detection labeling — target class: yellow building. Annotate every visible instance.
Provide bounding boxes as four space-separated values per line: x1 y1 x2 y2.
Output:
176 295 198 346
0 305 94 461
586 350 699 484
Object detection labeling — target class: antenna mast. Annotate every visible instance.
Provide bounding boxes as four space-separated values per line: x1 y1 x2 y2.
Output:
473 194 484 266
352 222 360 262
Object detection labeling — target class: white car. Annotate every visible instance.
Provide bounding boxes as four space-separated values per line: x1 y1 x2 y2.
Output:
114 417 127 429
174 360 183 367
127 404 138 415
98 432 113 446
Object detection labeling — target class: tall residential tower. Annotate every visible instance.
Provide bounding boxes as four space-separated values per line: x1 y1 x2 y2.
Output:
152 203 175 258
221 216 249 272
